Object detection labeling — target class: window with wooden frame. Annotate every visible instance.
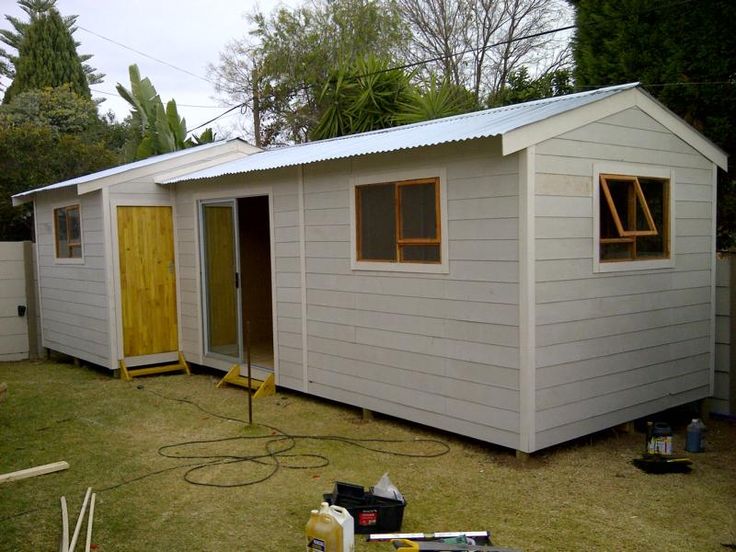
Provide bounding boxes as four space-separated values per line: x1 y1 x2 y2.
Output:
54 204 82 259
599 174 669 261
356 177 441 263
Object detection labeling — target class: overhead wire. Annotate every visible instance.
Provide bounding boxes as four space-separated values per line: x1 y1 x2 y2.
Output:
79 0 727 132
77 25 213 85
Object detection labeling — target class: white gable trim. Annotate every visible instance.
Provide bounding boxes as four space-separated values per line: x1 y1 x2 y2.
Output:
502 88 728 170
78 141 260 194
633 91 728 170
11 140 260 205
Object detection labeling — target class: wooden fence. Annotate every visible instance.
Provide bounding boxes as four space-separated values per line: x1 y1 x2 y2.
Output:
713 253 735 415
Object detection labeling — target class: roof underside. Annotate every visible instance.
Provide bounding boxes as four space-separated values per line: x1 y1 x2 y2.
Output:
163 83 643 183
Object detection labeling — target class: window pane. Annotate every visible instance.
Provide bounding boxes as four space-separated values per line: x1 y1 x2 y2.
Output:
607 179 632 230
400 244 440 262
55 208 68 257
400 182 437 239
637 178 666 257
601 242 633 261
55 208 68 243
358 184 396 260
68 207 81 243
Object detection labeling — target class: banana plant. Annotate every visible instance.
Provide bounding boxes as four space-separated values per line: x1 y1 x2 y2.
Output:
116 64 213 160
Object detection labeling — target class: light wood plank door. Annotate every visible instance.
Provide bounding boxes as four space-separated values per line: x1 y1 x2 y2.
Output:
117 206 178 357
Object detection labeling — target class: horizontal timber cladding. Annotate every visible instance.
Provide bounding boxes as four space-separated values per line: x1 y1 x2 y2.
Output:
34 188 112 367
533 107 715 447
300 139 522 447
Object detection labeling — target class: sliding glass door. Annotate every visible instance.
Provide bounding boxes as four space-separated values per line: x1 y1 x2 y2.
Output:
201 200 241 361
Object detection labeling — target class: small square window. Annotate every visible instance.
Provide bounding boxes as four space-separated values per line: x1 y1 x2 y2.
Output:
54 204 82 259
356 178 441 264
599 174 669 262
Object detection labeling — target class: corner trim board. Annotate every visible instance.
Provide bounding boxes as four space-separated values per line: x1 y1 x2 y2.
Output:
519 146 536 453
298 165 309 392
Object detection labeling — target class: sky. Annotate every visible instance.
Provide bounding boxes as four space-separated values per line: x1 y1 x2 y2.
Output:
0 0 295 138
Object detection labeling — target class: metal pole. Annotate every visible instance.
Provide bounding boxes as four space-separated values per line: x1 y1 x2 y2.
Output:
246 320 253 425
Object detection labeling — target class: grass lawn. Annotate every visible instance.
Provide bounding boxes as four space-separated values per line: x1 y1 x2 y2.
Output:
1 359 735 551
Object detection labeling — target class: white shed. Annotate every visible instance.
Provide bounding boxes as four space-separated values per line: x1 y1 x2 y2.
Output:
12 139 260 371
14 83 728 453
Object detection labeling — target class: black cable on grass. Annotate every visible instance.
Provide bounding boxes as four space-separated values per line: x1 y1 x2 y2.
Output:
145 387 450 488
0 388 449 522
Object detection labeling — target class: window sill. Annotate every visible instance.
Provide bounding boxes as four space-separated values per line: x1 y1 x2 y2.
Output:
594 257 674 273
54 257 85 265
351 260 449 274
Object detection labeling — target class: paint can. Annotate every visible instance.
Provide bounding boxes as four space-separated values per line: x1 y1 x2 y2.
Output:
686 418 706 453
646 422 673 455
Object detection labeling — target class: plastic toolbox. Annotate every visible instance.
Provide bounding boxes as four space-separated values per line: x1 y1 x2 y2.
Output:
324 481 405 534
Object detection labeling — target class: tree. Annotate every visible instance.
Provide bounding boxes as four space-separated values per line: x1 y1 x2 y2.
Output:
116 64 215 161
312 55 415 140
3 7 89 103
489 66 573 106
209 0 408 146
570 0 736 247
0 0 103 87
395 75 480 125
0 122 117 240
0 83 97 132
396 0 571 103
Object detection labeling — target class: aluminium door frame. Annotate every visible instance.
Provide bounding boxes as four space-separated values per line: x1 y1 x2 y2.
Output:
199 198 244 364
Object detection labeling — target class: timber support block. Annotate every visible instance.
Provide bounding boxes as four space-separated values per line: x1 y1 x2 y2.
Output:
216 365 275 398
119 352 190 381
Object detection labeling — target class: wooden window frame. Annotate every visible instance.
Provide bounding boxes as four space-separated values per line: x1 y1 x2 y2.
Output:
356 177 441 264
53 204 83 260
599 173 670 263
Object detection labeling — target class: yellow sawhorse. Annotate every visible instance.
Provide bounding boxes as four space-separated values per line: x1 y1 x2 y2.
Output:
216 365 276 398
119 351 191 381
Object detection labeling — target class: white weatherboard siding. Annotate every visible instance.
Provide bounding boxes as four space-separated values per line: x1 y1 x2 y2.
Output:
0 242 28 361
302 139 521 449
712 255 731 414
35 189 111 367
533 107 715 449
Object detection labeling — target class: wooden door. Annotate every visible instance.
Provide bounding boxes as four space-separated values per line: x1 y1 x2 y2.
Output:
117 206 178 357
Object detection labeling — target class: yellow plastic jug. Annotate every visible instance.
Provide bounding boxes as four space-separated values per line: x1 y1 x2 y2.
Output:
305 502 342 552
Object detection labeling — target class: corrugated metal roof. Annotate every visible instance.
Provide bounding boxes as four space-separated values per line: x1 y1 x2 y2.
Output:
162 83 639 184
12 138 249 201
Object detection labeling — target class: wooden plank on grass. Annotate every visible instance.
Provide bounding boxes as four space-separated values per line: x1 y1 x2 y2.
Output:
60 496 69 552
85 493 96 552
0 461 69 484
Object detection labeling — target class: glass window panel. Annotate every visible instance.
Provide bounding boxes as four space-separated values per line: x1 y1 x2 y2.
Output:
400 244 440 262
637 178 666 256
202 203 239 357
68 207 81 243
400 183 437 239
358 184 396 260
600 242 633 261
55 208 68 244
607 179 631 230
